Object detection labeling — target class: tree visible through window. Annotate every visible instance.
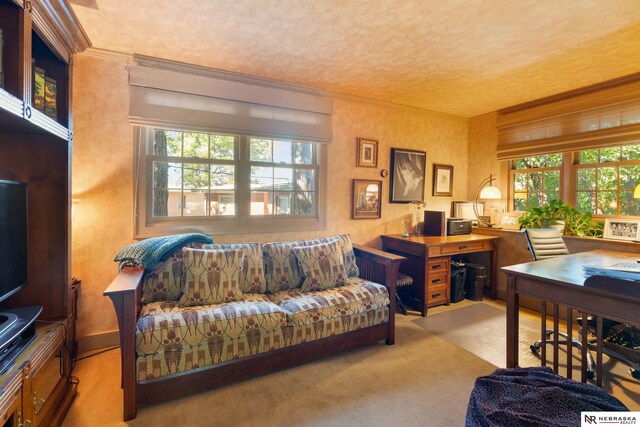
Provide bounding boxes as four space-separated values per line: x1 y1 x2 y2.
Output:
147 129 318 221
576 144 640 216
511 154 562 211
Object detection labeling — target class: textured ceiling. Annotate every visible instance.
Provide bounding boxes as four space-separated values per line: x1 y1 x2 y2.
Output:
70 0 640 118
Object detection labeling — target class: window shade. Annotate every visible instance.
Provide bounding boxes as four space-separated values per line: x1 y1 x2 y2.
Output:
496 73 640 160
129 57 334 143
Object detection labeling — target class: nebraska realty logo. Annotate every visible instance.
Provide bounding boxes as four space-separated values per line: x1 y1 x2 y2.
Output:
582 412 640 426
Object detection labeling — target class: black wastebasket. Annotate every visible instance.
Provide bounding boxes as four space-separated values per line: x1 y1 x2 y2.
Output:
450 261 466 303
464 263 486 301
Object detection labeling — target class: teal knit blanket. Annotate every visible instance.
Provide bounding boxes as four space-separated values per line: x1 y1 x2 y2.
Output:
114 233 213 271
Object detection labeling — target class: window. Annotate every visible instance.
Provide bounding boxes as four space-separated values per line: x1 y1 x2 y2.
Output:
575 144 640 216
248 138 316 215
136 128 325 237
509 143 640 217
511 154 562 211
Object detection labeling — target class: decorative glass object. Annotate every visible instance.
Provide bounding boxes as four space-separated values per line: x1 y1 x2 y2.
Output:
402 219 411 237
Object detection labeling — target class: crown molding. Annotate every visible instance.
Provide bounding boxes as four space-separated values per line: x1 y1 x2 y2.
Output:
80 47 132 63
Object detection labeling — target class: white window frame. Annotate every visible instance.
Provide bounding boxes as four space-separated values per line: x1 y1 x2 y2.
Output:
134 127 327 238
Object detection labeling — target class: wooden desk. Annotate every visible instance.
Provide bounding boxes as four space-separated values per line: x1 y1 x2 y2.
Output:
502 250 640 386
381 234 499 316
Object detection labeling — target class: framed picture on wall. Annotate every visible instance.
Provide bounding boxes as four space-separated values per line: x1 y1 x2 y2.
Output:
352 179 382 219
389 148 426 203
356 137 378 168
432 163 453 196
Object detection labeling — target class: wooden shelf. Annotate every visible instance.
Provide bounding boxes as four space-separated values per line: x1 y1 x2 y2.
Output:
0 0 89 141
0 0 89 424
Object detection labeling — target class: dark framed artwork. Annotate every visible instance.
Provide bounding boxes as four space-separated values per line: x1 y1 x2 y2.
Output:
389 148 426 203
356 137 378 168
352 179 382 219
432 163 453 196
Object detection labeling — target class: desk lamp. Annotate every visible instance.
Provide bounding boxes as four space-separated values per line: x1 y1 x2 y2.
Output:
474 174 502 227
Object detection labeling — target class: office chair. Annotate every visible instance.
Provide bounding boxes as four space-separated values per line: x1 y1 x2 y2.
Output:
523 228 640 380
522 227 569 260
522 228 597 378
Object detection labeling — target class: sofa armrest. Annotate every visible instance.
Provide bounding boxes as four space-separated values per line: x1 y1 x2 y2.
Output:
103 266 144 421
353 243 405 290
353 244 404 345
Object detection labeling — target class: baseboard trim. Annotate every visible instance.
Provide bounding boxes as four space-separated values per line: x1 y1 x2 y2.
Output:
77 330 120 354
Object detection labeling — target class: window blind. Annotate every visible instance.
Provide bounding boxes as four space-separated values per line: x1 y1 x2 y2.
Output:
128 56 334 143
496 73 640 160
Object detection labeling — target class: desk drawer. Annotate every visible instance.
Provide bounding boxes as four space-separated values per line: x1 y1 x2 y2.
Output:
433 241 488 256
427 258 450 273
427 272 449 288
426 284 449 305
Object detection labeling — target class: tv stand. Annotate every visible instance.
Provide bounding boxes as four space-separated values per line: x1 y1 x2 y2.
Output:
0 306 42 374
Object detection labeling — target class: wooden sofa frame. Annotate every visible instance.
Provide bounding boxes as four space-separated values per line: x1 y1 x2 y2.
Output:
104 243 404 420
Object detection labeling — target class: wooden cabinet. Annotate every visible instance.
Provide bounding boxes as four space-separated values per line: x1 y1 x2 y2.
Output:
0 0 89 425
0 323 73 427
426 258 450 307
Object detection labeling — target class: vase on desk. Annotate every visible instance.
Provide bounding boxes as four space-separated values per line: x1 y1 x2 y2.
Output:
412 201 424 235
402 219 411 237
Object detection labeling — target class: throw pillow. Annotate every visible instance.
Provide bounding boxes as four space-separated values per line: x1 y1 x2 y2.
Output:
202 242 266 293
292 240 348 292
299 234 359 278
180 247 245 307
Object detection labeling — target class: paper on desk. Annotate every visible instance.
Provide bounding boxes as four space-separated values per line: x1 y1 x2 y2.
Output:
584 262 640 281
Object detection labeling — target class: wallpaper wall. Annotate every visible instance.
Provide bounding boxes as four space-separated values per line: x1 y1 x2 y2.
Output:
71 53 470 343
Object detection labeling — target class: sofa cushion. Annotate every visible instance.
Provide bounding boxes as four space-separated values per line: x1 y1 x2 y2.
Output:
263 234 358 293
202 242 266 293
136 295 288 357
179 247 245 307
135 301 388 380
141 241 206 303
268 277 390 326
293 240 348 292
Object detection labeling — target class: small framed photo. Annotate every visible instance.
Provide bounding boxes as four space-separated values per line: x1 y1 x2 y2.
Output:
356 137 378 168
352 179 382 219
390 148 426 203
433 163 453 197
603 218 640 241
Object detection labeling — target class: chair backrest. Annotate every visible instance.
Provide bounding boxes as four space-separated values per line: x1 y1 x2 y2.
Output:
522 228 569 261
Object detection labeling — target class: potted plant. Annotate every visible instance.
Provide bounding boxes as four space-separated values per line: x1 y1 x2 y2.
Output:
517 199 603 237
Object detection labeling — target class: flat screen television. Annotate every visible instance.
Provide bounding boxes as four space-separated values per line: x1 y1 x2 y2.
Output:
0 180 28 306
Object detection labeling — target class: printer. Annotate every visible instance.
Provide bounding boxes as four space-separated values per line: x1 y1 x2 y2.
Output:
447 218 472 235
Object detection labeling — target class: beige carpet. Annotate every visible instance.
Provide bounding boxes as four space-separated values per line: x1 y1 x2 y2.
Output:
414 303 637 391
62 303 497 427
61 301 640 426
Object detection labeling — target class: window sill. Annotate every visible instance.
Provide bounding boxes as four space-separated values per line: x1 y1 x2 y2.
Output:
135 215 327 239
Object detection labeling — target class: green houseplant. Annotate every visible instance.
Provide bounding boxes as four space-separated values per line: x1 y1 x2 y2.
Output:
517 199 604 237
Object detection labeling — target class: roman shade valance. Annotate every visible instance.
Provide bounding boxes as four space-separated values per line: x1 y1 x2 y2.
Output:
496 73 640 160
129 56 334 143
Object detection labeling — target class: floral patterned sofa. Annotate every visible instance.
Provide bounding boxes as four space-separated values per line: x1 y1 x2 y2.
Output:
105 234 404 420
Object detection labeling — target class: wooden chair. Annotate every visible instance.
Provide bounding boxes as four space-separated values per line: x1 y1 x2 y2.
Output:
395 273 413 315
